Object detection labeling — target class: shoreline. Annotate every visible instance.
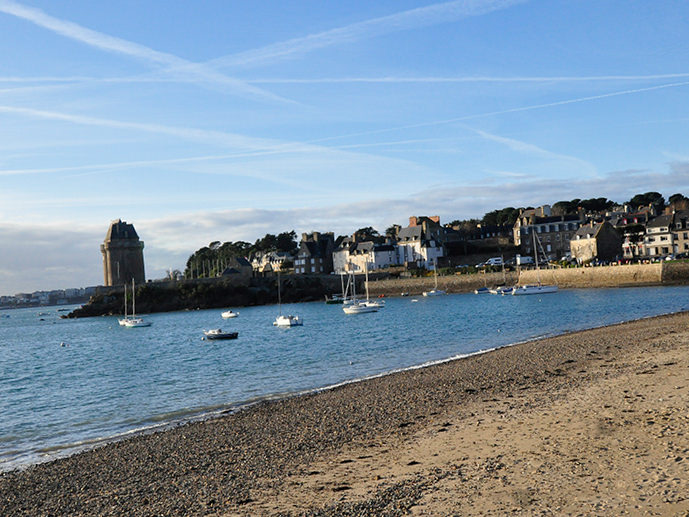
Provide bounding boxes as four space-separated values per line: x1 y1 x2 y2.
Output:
3 311 689 515
5 306 681 475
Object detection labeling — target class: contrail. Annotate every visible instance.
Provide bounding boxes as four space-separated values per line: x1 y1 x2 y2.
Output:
0 0 289 103
209 0 527 68
307 80 689 144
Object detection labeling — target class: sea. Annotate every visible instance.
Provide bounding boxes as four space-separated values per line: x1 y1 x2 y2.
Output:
1 285 688 472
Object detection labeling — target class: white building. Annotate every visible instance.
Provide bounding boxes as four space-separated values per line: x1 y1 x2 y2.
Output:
395 225 444 269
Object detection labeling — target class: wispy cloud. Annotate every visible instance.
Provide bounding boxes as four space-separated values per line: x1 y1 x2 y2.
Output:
209 0 527 68
0 104 297 152
0 0 288 102
467 127 598 177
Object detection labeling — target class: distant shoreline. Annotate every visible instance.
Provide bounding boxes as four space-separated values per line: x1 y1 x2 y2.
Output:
63 261 689 318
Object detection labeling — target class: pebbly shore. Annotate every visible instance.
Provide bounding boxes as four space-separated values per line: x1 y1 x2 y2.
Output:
2 312 689 515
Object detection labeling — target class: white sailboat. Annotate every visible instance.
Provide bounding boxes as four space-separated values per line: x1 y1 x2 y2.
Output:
422 259 446 296
273 273 302 327
512 233 558 296
122 279 152 327
342 268 378 314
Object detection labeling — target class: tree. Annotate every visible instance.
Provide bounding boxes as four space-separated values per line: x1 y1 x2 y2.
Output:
669 193 689 211
552 200 577 216
482 207 519 227
629 192 665 211
275 231 298 253
578 197 615 213
354 226 382 242
385 225 400 240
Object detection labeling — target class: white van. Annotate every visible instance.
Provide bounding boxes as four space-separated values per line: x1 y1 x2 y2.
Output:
483 257 503 266
516 255 534 265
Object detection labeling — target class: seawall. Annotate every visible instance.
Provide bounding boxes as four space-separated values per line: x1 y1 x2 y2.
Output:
366 262 689 296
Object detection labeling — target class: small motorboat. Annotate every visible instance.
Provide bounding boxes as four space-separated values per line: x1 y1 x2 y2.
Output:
203 328 239 340
221 310 239 318
273 315 303 327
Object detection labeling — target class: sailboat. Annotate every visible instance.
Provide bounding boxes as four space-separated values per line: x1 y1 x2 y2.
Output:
512 233 558 296
342 268 378 314
273 273 302 326
121 279 152 327
422 259 446 296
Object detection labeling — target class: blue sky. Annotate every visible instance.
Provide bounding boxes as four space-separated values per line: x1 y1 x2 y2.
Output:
1 0 689 295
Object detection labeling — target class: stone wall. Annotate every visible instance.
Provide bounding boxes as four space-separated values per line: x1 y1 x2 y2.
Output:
366 262 689 296
662 261 689 284
518 263 664 288
366 271 519 296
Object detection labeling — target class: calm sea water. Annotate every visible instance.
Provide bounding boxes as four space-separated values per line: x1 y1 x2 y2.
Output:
1 285 688 471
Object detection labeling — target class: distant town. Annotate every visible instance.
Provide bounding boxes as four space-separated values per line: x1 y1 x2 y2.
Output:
4 191 688 310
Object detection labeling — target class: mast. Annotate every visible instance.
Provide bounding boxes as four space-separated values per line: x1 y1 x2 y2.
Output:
277 271 282 315
131 278 136 317
434 259 439 289
365 262 370 302
533 232 541 285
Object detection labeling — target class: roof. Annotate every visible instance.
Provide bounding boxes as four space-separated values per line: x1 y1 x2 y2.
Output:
575 223 601 238
397 226 423 242
519 214 581 226
104 219 139 241
647 214 674 229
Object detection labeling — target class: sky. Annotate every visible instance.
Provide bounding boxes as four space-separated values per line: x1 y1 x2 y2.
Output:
1 0 689 295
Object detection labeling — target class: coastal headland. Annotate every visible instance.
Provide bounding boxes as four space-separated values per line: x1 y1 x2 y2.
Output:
67 261 689 318
3 311 689 515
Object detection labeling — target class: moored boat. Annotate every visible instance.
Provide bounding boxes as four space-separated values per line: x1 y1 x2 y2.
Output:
203 328 238 340
511 284 558 295
273 315 303 326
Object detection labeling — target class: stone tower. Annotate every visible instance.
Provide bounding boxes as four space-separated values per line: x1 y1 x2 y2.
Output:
100 219 145 286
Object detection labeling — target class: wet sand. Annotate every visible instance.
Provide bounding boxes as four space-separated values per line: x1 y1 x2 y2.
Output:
2 312 689 516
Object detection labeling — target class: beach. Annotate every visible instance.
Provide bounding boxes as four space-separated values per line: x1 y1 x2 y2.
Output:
2 311 689 516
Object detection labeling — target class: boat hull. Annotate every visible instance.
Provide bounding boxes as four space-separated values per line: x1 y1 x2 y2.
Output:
204 331 238 340
342 302 378 314
512 284 558 295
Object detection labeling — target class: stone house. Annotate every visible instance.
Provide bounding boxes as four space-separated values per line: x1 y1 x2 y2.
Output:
250 251 292 275
220 256 253 283
338 241 398 273
395 223 444 269
294 232 335 274
671 210 689 256
643 214 675 258
570 221 623 264
608 207 655 259
513 205 582 260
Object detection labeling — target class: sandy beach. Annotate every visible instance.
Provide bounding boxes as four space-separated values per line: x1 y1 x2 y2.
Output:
2 311 689 516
